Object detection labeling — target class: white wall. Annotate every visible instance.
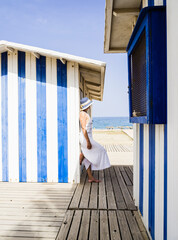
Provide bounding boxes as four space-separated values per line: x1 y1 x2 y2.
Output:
167 0 178 239
143 124 149 231
67 62 80 183
133 124 140 206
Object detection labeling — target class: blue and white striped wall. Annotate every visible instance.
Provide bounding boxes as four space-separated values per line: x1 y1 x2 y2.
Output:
133 2 168 240
0 50 80 183
133 124 167 240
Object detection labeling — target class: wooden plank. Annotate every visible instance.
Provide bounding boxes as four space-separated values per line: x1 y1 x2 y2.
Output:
69 171 87 209
125 211 143 240
89 210 99 240
79 174 91 209
129 166 133 173
0 202 68 209
0 224 60 232
56 210 74 240
133 211 149 239
108 211 121 240
0 220 61 227
124 166 133 184
116 210 132 240
0 237 54 240
0 193 73 198
109 167 127 210
0 211 65 217
98 170 107 209
0 199 71 204
120 169 132 186
0 208 66 216
0 215 64 222
104 168 117 210
100 211 110 240
119 166 125 172
67 210 82 240
141 231 150 240
128 186 133 198
89 171 98 209
114 166 136 210
0 230 57 238
78 210 90 240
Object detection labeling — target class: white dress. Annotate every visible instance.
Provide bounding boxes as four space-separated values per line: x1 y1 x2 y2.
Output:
80 114 111 170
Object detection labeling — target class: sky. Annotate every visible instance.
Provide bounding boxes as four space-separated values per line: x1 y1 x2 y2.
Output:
0 0 129 117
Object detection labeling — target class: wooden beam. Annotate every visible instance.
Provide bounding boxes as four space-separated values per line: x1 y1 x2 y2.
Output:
6 47 15 53
60 58 66 64
100 66 105 101
104 0 114 53
113 8 140 17
90 95 101 101
80 68 100 77
88 90 101 96
32 52 40 59
86 83 101 92
80 68 101 85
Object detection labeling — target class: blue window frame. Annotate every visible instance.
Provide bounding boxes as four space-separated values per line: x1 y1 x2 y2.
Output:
127 6 167 124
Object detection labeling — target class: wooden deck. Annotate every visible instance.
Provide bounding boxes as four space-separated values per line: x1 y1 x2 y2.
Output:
0 165 149 239
57 166 150 240
0 182 76 239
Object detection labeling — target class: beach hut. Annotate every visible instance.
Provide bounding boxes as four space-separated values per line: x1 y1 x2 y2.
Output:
0 40 106 184
104 0 178 239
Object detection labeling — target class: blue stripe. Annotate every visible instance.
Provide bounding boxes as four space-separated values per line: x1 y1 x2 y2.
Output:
1 52 8 182
149 124 155 239
164 124 167 240
139 124 144 215
163 0 166 6
36 56 47 182
148 0 154 6
18 51 26 182
57 60 68 183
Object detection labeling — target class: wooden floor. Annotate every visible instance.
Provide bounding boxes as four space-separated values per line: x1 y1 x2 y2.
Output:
103 144 133 152
0 182 76 240
57 166 150 240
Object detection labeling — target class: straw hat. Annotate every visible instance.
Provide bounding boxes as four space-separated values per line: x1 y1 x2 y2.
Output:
80 97 93 111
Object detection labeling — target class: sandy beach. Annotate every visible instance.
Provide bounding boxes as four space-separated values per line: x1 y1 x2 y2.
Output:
92 129 133 166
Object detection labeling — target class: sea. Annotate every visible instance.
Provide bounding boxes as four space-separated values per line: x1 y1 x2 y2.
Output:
92 117 133 129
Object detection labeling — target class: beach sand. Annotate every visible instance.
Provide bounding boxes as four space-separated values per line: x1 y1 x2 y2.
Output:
92 129 133 165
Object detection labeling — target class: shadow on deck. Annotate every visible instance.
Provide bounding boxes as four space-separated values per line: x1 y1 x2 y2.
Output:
56 166 150 240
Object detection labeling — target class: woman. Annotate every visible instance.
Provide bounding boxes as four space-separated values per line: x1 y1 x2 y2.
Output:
79 97 111 183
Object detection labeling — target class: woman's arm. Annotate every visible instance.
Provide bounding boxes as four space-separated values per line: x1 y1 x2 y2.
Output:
79 112 92 149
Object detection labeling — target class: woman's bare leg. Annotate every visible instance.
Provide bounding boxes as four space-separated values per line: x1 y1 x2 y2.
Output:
86 165 101 183
79 152 84 165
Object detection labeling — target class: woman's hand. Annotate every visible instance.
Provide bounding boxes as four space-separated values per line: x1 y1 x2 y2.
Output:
87 141 92 149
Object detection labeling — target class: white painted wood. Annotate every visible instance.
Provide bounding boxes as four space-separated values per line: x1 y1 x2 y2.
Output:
32 52 40 59
133 123 140 206
8 51 19 182
46 57 58 182
154 0 163 6
0 55 2 182
142 0 148 8
5 47 14 53
155 125 164 240
143 124 149 231
104 0 113 52
26 53 37 182
67 62 80 183
0 41 106 67
167 1 178 239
